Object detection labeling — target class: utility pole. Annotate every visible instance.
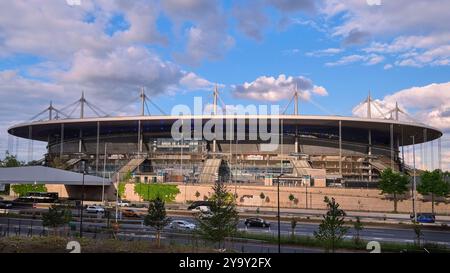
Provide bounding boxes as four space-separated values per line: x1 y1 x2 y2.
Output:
80 159 86 238
411 136 417 223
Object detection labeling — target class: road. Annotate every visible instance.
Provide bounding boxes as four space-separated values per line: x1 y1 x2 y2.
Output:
1 214 449 247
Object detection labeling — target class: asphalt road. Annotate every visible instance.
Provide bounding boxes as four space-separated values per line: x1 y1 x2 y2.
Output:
1 215 449 247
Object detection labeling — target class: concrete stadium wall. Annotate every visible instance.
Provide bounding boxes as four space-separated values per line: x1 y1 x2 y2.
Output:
119 183 450 215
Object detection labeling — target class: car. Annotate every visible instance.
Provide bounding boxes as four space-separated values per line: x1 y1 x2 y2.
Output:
121 209 141 218
169 220 196 230
245 218 271 228
413 213 436 223
0 201 13 209
191 205 211 213
188 201 213 210
86 205 105 213
117 200 130 207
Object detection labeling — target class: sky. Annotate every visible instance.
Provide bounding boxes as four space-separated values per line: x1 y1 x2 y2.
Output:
0 0 449 170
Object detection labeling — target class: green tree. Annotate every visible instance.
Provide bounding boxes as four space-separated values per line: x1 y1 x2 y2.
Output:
11 184 47 197
353 216 364 245
0 151 22 194
378 168 409 213
288 193 295 202
134 183 180 202
314 196 348 253
259 192 265 206
418 170 450 214
196 182 239 249
42 204 72 236
1 151 21 167
144 196 171 248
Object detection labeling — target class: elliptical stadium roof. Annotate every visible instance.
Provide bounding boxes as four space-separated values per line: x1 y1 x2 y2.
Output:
7 114 443 146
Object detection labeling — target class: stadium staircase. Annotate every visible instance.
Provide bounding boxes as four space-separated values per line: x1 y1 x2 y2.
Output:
199 158 222 183
114 158 146 182
291 159 312 176
65 158 81 170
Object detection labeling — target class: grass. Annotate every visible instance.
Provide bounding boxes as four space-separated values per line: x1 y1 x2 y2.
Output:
0 236 216 253
234 231 450 253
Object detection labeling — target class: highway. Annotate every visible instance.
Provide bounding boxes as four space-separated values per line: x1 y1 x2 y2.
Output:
1 214 449 248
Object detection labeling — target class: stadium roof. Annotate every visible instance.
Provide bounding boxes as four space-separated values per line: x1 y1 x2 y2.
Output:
0 166 111 186
7 115 443 146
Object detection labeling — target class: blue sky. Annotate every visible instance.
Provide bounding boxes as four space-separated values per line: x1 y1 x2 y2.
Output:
0 0 449 169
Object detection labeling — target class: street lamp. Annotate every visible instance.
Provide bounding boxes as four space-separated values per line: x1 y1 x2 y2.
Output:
80 159 86 238
411 135 417 223
275 173 284 253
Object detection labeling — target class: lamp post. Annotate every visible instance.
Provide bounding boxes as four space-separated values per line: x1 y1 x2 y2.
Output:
80 159 86 238
411 135 417 222
275 173 284 253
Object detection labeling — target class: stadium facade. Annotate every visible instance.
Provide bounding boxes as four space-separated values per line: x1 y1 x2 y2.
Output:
6 91 443 199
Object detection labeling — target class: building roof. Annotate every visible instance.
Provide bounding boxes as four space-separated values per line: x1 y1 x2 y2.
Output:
0 166 111 186
7 114 443 145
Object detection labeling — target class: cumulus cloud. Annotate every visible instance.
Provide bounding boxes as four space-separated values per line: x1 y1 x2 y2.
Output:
163 0 234 65
322 0 450 67
306 48 343 57
325 54 384 66
232 74 327 102
352 82 450 133
0 0 166 60
232 0 269 41
352 82 450 170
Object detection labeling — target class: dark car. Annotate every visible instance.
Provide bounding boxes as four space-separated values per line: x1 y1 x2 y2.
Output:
415 213 436 223
245 218 270 228
0 201 13 209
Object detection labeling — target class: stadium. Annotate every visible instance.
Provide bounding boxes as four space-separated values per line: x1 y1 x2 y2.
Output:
5 88 443 205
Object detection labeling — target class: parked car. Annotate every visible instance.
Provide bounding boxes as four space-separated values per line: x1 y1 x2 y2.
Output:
198 211 214 219
0 201 13 209
169 220 196 230
245 218 270 228
86 205 105 213
192 205 211 213
188 201 213 210
121 209 141 218
117 200 130 207
413 213 436 223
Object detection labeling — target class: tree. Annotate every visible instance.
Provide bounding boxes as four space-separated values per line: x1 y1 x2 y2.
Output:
134 183 180 202
144 196 171 248
195 191 201 200
378 168 409 213
314 196 348 253
196 181 239 250
259 192 265 206
288 193 295 202
290 217 298 237
353 216 364 245
418 170 450 214
1 151 21 167
42 205 72 236
0 151 22 194
11 184 47 197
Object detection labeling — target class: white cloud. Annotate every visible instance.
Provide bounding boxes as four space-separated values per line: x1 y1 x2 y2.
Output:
232 74 327 102
163 0 234 65
306 48 343 57
233 0 269 41
352 82 450 133
321 0 450 67
325 54 384 66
